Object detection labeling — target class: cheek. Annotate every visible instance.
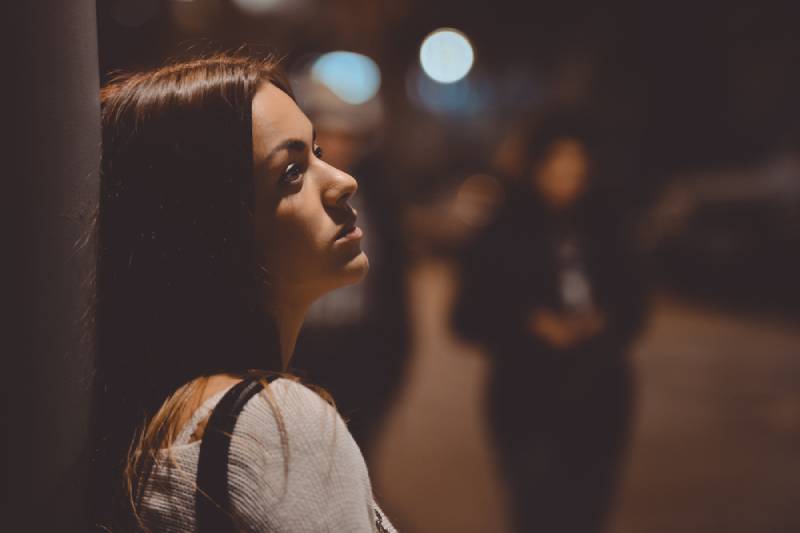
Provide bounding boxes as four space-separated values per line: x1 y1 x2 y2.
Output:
262 194 330 280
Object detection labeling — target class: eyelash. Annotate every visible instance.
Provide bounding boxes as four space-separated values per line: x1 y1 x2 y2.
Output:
280 143 323 185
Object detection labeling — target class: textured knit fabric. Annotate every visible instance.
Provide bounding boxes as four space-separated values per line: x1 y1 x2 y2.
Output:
139 378 397 532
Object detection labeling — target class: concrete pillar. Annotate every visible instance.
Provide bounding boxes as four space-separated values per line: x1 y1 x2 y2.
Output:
8 1 99 529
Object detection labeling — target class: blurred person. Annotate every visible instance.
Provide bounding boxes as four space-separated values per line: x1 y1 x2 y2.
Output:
453 115 646 533
88 54 397 532
291 78 410 457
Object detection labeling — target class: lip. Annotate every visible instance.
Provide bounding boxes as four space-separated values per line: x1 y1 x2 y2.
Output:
335 225 363 243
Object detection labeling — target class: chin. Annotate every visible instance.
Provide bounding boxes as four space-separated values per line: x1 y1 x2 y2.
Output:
340 251 369 285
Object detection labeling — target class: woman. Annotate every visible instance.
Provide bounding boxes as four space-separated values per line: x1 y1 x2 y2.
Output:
88 53 396 532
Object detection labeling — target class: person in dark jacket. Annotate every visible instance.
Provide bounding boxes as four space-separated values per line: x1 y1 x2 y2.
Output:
453 117 646 533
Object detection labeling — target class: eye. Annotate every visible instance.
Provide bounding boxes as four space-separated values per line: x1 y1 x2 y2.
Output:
313 143 323 160
280 162 304 185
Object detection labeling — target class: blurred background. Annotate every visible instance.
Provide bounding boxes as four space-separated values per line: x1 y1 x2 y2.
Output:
11 0 800 532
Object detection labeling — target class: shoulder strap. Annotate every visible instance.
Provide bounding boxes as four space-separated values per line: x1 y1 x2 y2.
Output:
196 377 265 533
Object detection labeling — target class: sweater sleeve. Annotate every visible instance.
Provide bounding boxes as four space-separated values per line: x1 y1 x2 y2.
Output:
226 378 385 532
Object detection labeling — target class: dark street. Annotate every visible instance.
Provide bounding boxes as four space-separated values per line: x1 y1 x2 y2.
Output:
374 259 800 533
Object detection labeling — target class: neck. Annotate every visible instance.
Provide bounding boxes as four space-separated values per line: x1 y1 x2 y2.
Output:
267 295 312 369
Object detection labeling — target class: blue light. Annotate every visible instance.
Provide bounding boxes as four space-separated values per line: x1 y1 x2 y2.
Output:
311 52 382 105
409 66 487 116
419 28 474 84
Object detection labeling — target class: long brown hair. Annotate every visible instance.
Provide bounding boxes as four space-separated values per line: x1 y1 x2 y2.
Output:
88 53 298 531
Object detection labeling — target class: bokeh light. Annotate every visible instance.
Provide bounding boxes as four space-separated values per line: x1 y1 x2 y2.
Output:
419 28 474 84
407 65 486 116
230 0 287 16
311 51 382 105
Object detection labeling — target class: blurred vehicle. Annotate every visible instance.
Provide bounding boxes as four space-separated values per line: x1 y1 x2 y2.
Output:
644 153 800 310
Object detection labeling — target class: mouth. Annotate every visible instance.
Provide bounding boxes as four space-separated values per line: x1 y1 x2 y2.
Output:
335 221 362 242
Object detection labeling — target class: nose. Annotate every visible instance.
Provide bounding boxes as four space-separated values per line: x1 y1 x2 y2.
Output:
321 163 358 209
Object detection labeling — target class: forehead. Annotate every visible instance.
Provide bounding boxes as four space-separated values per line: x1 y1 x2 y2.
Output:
251 83 312 161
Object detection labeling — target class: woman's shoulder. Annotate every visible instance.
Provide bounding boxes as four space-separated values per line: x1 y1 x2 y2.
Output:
237 377 341 437
193 376 341 438
230 377 357 462
146 377 384 532
227 378 377 530
174 376 345 448
192 376 369 492
263 377 334 409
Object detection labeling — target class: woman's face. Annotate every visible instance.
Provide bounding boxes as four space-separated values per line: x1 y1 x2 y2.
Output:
251 83 368 307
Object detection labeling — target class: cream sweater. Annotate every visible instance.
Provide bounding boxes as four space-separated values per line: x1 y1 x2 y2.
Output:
139 378 397 532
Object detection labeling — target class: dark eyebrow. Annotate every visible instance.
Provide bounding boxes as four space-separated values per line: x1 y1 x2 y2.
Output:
265 139 307 162
264 128 317 163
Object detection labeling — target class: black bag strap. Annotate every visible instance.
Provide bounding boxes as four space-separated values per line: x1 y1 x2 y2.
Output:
196 377 265 533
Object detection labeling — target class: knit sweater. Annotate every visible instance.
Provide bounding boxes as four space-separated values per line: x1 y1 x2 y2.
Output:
139 378 397 532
